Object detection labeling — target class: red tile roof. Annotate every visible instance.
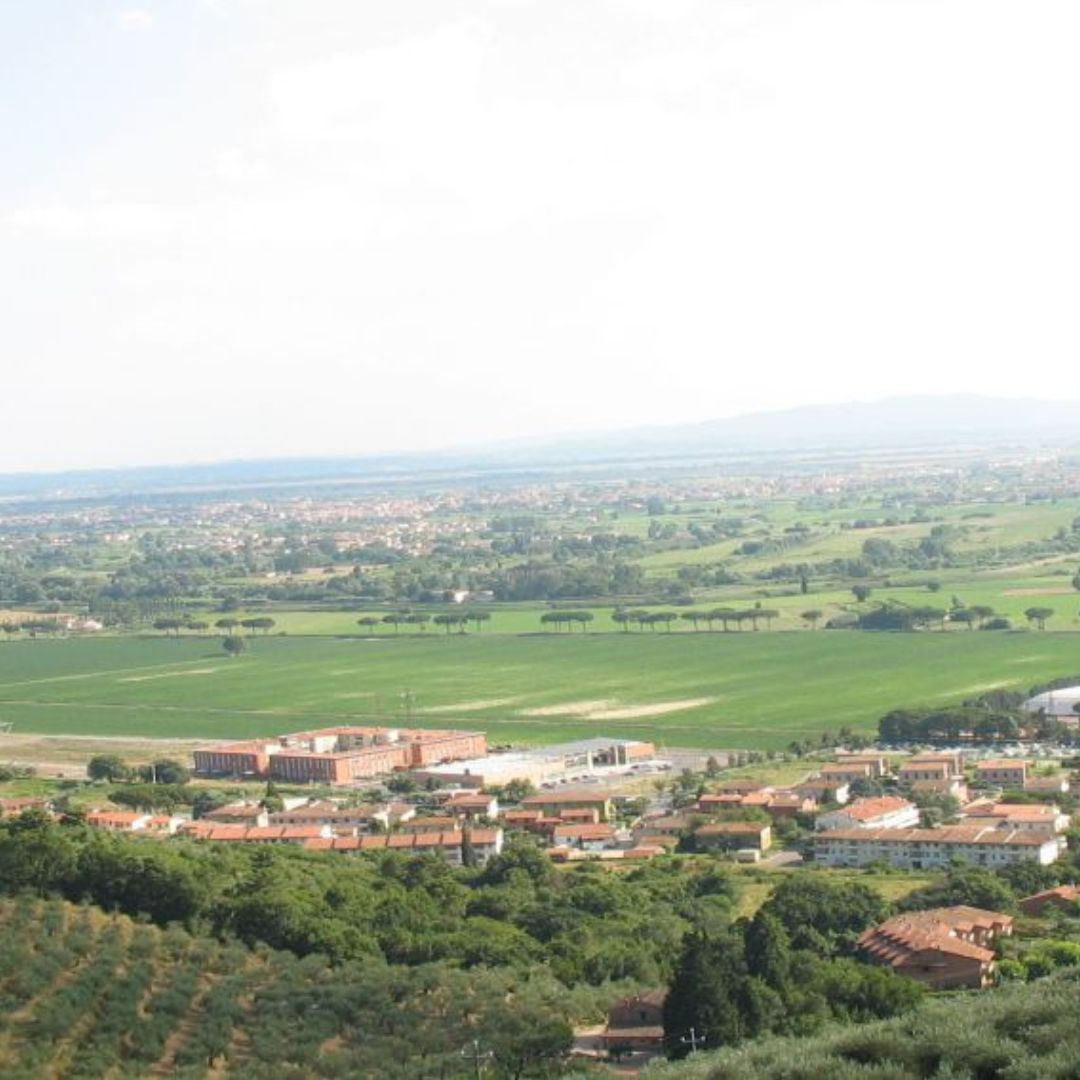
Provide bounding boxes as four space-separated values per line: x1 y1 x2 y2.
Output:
831 796 916 822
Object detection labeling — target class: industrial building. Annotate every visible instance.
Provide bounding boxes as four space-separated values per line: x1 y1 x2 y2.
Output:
193 726 486 785
413 737 659 787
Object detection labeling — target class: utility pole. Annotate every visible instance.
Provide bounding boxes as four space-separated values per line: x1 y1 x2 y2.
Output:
680 1027 707 1054
460 1039 493 1080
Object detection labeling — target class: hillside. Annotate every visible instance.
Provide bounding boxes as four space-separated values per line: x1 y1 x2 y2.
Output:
0 896 578 1079
645 970 1080 1079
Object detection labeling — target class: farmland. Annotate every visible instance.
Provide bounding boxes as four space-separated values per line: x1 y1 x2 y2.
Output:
1 630 1078 750
0 895 585 1079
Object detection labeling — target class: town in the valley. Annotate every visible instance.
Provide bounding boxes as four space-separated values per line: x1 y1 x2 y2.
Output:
7 675 1080 1067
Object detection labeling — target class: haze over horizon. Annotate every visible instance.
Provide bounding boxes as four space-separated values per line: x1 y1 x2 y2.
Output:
3 1 1079 472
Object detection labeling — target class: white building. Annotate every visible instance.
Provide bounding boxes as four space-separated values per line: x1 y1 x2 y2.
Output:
1023 686 1080 723
815 796 920 832
815 825 1061 869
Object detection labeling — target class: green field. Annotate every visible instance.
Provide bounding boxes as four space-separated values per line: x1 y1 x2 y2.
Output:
1 631 1078 750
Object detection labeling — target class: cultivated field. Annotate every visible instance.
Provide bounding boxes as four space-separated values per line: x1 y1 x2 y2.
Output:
1 632 1078 751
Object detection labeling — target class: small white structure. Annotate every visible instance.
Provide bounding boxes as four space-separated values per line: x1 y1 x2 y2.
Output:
1023 687 1080 724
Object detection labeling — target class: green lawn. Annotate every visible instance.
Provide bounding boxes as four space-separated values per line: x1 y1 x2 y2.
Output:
0 631 1078 750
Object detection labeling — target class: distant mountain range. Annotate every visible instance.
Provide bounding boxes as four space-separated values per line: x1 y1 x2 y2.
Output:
487 394 1080 458
2 395 1077 500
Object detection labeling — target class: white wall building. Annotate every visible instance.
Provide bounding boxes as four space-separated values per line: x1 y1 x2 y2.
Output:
815 796 920 832
815 825 1061 869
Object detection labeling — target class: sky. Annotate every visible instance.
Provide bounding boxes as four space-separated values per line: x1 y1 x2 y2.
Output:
1 0 1079 472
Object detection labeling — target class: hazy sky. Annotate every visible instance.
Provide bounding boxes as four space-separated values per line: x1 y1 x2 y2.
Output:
2 1 1078 471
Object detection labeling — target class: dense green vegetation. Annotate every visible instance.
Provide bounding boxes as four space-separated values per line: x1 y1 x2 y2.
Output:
0 896 580 1079
649 970 1080 1079
0 812 733 987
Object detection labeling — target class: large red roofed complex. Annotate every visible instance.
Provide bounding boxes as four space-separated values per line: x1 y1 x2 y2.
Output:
193 726 486 786
857 906 1013 990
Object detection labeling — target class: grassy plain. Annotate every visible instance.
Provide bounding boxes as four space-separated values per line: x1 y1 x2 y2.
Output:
0 631 1078 750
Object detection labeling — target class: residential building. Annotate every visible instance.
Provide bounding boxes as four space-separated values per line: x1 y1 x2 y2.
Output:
694 822 772 852
820 762 875 783
909 777 970 802
600 990 667 1052
795 779 851 805
0 797 49 816
268 802 413 832
398 816 458 835
761 793 817 820
203 803 269 827
962 802 1070 837
712 779 770 796
974 760 1030 788
898 760 953 784
635 815 693 838
551 823 617 851
815 796 920 832
814 825 1060 869
1018 885 1080 916
1024 774 1071 796
444 792 499 820
857 906 1013 990
302 827 503 866
835 754 891 778
521 791 614 822
697 793 747 812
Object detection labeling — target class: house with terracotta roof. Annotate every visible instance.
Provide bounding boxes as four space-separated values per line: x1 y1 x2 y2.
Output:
857 906 1013 990
816 796 920 832
696 792 747 812
820 762 876 782
86 810 144 832
521 791 613 821
269 801 411 832
1018 884 1080 916
962 802 1070 837
551 823 617 851
694 822 771 852
398 815 458 835
444 792 499 820
974 760 1030 787
502 809 546 832
898 754 964 785
304 827 505 864
909 776 969 802
600 989 667 1052
795 778 851 805
1024 774 1070 796
760 792 817 820
835 754 891 778
203 802 269 827
712 779 771 796
0 797 50 817
634 814 693 839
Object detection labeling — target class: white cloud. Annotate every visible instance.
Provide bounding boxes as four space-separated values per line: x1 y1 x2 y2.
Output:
113 9 153 32
2 0 1080 469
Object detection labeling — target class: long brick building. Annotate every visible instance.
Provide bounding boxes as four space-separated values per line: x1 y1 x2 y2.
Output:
193 726 486 785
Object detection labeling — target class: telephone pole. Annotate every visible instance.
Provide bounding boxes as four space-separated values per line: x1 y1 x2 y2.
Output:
681 1027 707 1054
